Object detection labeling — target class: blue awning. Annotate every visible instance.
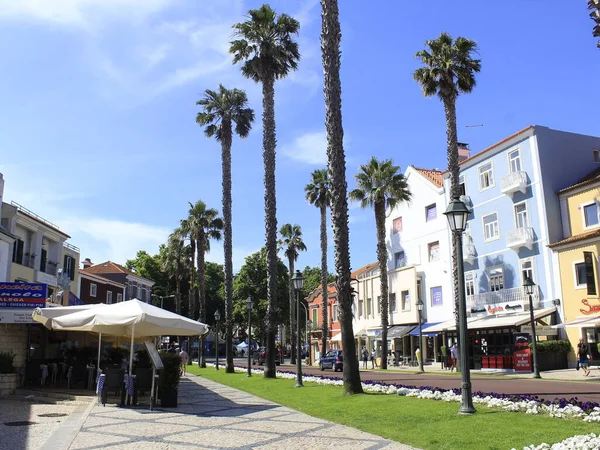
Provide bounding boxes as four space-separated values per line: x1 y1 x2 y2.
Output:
68 292 84 306
409 322 443 337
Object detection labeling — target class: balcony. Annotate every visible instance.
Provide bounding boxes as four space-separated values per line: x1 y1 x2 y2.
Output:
467 285 540 314
459 195 473 212
35 269 57 286
500 171 528 197
506 227 534 250
462 231 476 264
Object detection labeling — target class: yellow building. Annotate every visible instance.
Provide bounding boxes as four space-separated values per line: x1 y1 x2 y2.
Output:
549 168 600 365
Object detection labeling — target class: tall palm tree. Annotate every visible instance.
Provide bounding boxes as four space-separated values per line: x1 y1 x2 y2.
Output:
231 3 300 378
197 85 254 374
589 0 600 48
320 0 363 394
179 218 197 319
349 158 411 370
161 230 190 316
414 32 481 342
278 223 307 364
305 169 331 358
187 201 224 368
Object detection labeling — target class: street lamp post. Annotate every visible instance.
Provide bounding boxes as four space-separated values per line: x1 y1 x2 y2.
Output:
444 197 476 415
214 310 221 371
524 277 541 379
246 296 253 377
416 299 424 372
292 270 304 388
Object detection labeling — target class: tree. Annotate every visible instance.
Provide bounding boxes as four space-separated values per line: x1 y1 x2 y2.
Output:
187 201 223 367
179 217 197 319
278 224 307 364
301 266 335 301
349 157 411 370
320 0 362 394
160 231 190 315
589 0 600 48
197 85 254 373
414 32 481 344
305 169 331 358
231 3 300 378
125 250 171 303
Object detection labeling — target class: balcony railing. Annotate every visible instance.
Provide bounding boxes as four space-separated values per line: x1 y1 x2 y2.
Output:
506 226 534 250
500 171 528 197
467 285 540 314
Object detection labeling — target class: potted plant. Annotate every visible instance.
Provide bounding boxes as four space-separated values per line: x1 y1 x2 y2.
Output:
135 349 152 368
106 347 128 367
0 353 18 397
159 352 181 407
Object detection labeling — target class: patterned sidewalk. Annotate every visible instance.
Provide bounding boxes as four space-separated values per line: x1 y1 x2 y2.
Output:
67 375 416 450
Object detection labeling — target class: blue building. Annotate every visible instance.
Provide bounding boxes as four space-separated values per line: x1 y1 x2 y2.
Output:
441 126 600 361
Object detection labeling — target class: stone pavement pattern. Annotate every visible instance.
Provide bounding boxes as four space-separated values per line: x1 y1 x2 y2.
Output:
68 376 416 450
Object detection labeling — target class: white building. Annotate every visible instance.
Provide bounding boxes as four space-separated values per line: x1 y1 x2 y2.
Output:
0 173 15 281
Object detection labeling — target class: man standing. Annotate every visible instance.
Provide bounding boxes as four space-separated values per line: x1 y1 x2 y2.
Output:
450 343 458 372
179 347 189 375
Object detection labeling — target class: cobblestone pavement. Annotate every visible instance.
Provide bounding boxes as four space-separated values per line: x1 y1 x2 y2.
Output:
67 376 415 450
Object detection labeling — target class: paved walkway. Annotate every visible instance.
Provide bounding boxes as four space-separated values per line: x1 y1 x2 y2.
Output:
66 375 415 450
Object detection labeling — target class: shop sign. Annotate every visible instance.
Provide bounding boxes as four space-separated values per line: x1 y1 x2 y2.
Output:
0 283 47 308
580 299 600 315
521 325 557 336
513 348 532 372
0 309 36 324
486 302 523 315
584 252 596 296
431 287 443 307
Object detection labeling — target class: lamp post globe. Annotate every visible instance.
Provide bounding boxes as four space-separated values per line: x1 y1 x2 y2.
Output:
416 299 424 372
214 310 221 370
292 270 304 387
444 197 476 415
523 277 541 379
246 297 253 377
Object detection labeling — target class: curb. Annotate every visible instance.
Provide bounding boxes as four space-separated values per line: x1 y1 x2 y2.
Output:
39 396 97 450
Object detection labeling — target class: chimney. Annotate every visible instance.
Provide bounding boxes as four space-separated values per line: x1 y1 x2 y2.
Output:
82 258 93 269
458 142 471 162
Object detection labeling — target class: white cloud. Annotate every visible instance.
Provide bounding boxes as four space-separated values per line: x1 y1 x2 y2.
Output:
283 131 327 165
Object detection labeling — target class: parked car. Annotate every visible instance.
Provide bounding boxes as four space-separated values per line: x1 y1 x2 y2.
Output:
320 350 343 372
252 347 281 366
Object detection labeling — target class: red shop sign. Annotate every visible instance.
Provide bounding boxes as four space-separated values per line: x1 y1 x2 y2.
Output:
513 348 532 372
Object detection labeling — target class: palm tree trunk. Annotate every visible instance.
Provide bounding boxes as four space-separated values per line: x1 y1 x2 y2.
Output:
375 200 388 370
198 232 207 368
221 119 235 374
320 0 362 394
189 239 196 319
320 203 329 357
443 95 461 353
288 255 296 365
175 260 182 316
262 74 278 379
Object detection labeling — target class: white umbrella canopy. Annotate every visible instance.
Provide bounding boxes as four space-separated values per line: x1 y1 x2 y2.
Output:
32 304 105 330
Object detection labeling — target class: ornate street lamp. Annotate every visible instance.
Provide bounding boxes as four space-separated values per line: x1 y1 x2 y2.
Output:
444 197 475 415
214 310 221 371
523 277 541 379
416 299 424 372
292 270 304 387
246 297 253 377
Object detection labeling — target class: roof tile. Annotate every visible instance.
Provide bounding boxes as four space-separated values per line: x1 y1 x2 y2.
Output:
548 228 600 249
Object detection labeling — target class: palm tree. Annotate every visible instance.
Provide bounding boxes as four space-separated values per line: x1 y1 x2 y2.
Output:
161 230 190 316
187 201 223 368
179 218 197 319
197 85 254 374
349 158 411 370
319 0 363 394
231 3 300 378
414 32 481 343
278 224 307 364
589 0 600 48
305 169 331 358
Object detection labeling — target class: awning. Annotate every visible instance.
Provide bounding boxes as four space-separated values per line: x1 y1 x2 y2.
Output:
409 322 443 337
387 325 416 339
354 329 367 338
555 315 600 328
468 307 556 330
331 332 343 342
426 317 481 333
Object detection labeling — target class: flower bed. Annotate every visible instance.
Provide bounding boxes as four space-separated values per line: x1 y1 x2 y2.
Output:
512 433 600 450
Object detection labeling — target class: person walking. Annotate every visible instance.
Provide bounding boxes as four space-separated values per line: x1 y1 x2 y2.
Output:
415 347 421 368
361 347 368 369
179 347 189 375
578 341 591 376
576 338 584 371
371 349 378 369
450 343 458 372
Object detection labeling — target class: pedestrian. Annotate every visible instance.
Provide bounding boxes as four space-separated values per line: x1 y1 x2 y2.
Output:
450 343 458 372
361 347 368 369
168 342 177 354
415 347 421 368
576 338 583 371
371 349 378 369
578 341 591 376
179 347 189 375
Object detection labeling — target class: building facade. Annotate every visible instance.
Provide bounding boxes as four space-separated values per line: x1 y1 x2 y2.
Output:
306 283 340 363
79 269 126 305
79 259 154 303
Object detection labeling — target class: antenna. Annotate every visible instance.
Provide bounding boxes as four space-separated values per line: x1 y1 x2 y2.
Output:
465 124 483 128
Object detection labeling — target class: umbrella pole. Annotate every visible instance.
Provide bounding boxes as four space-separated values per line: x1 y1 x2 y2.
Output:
97 333 102 368
127 325 135 405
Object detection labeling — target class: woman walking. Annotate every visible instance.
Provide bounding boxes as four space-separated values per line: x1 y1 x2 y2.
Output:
578 341 591 376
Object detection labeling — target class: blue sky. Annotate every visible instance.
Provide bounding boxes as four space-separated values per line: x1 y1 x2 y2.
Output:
0 0 598 273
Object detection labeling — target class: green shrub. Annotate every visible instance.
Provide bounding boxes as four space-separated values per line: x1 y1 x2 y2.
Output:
135 349 152 368
106 347 128 365
158 352 181 391
530 340 571 354
0 352 15 374
440 345 447 356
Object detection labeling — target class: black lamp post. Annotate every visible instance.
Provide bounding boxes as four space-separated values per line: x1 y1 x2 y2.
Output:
292 270 304 387
444 197 475 415
214 310 221 371
523 277 541 379
416 298 424 372
246 296 253 377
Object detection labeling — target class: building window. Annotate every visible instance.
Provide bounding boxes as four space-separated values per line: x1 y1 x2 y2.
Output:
465 272 475 298
63 255 76 280
389 293 396 313
136 286 142 299
594 149 600 163
332 303 338 322
393 217 403 233
583 202 599 228
12 239 24 265
478 162 494 190
430 286 443 307
520 259 534 284
426 204 437 221
508 149 522 173
428 241 440 262
458 175 466 196
416 279 422 301
377 296 381 313
107 291 113 304
117 293 123 303
90 283 97 297
358 300 364 318
367 298 373 316
488 267 504 292
311 308 318 326
401 290 410 311
575 262 587 289
483 213 500 241
514 202 529 229
394 251 405 269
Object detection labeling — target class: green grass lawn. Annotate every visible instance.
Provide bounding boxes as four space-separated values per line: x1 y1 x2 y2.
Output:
186 366 600 450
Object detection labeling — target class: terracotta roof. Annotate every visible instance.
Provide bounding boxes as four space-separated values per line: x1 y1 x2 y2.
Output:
84 261 136 277
548 228 600 249
351 262 379 279
558 167 600 194
306 283 337 303
413 167 443 188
